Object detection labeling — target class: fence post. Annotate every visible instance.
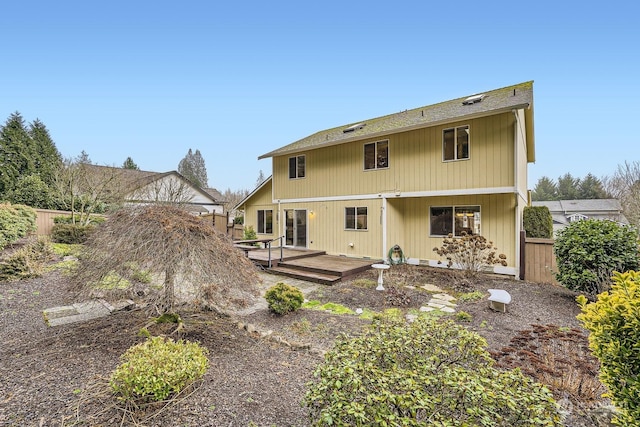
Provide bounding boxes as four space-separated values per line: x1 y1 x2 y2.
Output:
519 230 526 280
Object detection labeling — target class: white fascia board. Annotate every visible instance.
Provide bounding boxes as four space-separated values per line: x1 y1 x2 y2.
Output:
273 186 516 204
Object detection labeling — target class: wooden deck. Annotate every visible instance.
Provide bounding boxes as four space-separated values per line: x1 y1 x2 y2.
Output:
244 247 381 284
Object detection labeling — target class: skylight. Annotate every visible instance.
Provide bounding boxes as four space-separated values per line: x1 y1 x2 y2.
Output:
343 122 366 133
462 94 486 105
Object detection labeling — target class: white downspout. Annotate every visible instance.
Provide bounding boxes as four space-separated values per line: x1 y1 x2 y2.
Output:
277 200 282 246
382 196 388 263
512 109 522 279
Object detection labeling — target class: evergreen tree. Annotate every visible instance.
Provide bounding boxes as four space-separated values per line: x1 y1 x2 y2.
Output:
578 173 607 199
557 173 580 200
178 148 208 188
192 149 208 187
77 150 92 164
531 176 558 201
256 170 266 187
28 118 63 186
0 112 35 198
122 156 139 170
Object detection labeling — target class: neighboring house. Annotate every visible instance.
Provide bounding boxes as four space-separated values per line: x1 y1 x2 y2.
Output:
82 165 224 214
532 199 629 234
237 81 535 277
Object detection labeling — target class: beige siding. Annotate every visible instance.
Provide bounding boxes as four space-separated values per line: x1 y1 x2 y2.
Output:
389 193 517 268
273 193 517 269
273 112 516 200
281 199 384 259
243 183 278 241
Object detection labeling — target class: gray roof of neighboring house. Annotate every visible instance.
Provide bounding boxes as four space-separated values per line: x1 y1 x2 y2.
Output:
532 199 629 225
80 164 220 202
203 188 225 203
259 81 535 161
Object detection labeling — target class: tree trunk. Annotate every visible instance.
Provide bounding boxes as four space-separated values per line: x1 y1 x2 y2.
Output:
162 266 176 314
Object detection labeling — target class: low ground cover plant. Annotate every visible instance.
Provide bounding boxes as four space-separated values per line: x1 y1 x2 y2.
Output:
110 336 209 404
0 236 53 281
265 282 304 314
0 202 36 250
305 317 561 426
491 324 604 407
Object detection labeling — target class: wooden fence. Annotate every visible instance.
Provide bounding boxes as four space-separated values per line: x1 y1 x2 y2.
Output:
522 236 558 285
197 213 244 239
33 209 74 236
35 209 244 240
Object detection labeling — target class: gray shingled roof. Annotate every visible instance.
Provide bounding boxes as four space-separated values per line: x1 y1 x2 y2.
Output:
259 81 534 161
532 199 629 225
532 199 623 214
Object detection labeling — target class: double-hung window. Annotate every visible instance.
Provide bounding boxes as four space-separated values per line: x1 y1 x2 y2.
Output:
430 206 480 236
364 140 389 170
257 209 273 234
443 126 469 161
289 155 305 179
345 207 368 230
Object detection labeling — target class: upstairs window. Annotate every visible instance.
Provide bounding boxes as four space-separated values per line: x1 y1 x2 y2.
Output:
345 207 368 230
289 155 305 179
257 209 273 234
364 140 389 170
443 126 469 161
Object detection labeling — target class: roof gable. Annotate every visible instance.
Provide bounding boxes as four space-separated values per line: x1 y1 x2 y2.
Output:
259 81 534 160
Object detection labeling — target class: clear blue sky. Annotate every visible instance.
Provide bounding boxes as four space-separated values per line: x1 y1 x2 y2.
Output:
1 1 638 192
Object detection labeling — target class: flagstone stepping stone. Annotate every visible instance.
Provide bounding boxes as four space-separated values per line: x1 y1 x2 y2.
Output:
43 299 135 327
432 293 456 302
421 284 443 292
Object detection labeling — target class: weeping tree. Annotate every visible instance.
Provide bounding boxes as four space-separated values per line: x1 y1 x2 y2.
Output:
71 204 259 314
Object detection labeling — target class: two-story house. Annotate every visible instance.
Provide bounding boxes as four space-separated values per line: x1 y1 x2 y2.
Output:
237 81 535 277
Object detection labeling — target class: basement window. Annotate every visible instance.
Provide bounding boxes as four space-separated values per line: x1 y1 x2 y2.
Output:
345 207 368 230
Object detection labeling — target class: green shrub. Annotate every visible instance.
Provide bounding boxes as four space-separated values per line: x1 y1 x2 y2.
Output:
305 318 561 426
0 202 36 250
554 219 639 297
53 214 106 226
7 174 56 209
433 232 507 276
523 206 553 239
578 271 640 425
265 282 304 315
110 336 209 404
0 236 53 281
243 225 257 241
50 223 96 244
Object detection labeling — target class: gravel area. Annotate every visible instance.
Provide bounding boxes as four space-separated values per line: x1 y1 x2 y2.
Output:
0 253 599 426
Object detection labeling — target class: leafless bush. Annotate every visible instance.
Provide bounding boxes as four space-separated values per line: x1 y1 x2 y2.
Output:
491 324 605 405
433 233 507 277
71 204 259 314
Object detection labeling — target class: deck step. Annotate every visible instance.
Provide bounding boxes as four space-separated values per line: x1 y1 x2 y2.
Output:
266 266 341 285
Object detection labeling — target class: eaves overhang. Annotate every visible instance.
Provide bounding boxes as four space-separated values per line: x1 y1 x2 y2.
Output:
258 103 532 160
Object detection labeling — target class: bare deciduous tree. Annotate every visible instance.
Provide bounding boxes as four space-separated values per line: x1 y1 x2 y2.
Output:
53 159 130 225
71 204 259 314
603 161 640 226
127 173 196 207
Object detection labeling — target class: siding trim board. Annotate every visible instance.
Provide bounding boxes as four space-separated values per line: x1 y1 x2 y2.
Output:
274 186 517 204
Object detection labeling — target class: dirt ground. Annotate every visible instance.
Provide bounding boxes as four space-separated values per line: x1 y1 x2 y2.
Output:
0 254 598 427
